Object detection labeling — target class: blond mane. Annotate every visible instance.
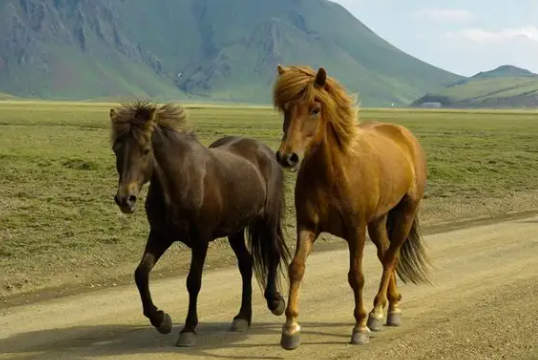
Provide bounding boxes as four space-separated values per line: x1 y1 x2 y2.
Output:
272 65 359 153
110 100 191 146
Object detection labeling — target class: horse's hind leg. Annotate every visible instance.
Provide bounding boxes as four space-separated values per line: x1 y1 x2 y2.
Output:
370 198 424 332
134 230 174 334
263 224 286 317
367 216 401 331
246 216 287 316
265 259 286 317
228 230 253 332
176 240 209 347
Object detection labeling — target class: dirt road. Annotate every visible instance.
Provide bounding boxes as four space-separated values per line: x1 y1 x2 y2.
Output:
1 216 538 360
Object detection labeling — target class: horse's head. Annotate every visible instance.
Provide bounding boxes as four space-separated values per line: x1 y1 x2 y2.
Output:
272 65 358 172
272 65 330 171
109 102 158 214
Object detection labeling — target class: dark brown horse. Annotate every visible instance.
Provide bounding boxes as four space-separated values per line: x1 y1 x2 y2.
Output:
272 65 432 350
108 101 291 347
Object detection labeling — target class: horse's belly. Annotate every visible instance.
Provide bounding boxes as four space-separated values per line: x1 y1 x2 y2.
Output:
216 178 266 232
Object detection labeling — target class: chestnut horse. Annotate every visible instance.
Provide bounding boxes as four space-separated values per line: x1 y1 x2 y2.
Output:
109 101 290 347
272 65 431 350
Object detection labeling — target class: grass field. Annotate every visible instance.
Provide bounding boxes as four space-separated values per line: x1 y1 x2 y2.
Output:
1 101 538 301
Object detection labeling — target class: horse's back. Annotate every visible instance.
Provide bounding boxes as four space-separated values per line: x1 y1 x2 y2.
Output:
209 135 274 158
209 135 281 182
359 121 426 170
207 134 283 214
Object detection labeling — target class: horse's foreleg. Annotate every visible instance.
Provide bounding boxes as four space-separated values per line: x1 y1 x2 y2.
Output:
280 227 317 351
134 230 174 334
367 217 401 331
176 240 209 347
348 223 370 345
228 230 253 332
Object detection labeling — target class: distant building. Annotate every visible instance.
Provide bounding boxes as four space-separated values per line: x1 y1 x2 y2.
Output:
419 102 442 108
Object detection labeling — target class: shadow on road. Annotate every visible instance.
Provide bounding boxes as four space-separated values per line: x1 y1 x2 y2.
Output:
0 321 353 359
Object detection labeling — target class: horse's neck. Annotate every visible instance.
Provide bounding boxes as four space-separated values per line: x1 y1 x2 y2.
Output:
154 127 187 159
151 129 204 206
303 139 347 183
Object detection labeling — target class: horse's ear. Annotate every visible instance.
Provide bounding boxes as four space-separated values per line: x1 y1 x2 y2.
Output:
315 67 327 87
109 108 116 120
277 64 288 75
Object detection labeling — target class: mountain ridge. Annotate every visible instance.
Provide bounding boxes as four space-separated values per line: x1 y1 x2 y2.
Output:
411 65 538 108
0 0 463 105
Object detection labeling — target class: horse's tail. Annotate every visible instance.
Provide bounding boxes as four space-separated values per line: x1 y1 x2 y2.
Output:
387 212 432 285
246 167 291 292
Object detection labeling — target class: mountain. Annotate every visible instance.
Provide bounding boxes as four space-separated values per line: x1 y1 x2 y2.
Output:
471 65 537 80
0 92 15 100
411 65 538 108
0 0 463 106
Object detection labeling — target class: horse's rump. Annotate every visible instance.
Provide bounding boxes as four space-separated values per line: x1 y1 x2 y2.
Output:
201 136 280 227
209 135 290 290
209 135 279 193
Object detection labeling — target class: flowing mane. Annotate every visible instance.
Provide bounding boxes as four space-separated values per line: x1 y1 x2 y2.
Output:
272 65 359 153
110 100 192 146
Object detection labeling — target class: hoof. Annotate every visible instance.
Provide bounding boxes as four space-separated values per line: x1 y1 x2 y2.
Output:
387 311 402 327
350 329 370 345
157 312 173 334
271 298 286 316
280 331 301 350
176 332 196 347
367 313 384 332
230 318 250 332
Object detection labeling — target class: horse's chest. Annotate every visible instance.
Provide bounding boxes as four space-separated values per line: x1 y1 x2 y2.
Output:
297 189 355 237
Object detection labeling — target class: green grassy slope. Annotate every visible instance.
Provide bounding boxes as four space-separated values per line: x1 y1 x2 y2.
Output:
471 65 538 80
412 66 538 108
0 0 463 106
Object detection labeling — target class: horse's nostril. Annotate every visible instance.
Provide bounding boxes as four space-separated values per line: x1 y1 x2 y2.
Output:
289 153 299 165
114 195 120 205
128 195 137 204
275 151 282 162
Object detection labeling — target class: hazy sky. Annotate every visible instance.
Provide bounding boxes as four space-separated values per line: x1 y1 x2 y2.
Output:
331 0 538 76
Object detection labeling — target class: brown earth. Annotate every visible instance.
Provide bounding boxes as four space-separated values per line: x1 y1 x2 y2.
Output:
1 214 538 359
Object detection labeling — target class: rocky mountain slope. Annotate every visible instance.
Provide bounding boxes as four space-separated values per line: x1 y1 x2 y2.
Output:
0 0 463 105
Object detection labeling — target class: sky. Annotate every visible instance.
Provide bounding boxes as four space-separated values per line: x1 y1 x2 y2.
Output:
331 0 538 76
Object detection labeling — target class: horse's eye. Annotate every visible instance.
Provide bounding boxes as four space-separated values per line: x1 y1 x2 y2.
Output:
143 148 150 156
311 109 320 118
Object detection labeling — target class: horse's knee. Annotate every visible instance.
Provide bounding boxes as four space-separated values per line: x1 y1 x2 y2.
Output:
288 261 305 282
348 270 364 290
186 273 202 295
134 263 149 285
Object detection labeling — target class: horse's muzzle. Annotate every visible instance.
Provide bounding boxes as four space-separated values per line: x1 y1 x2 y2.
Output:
114 193 138 214
276 151 300 171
